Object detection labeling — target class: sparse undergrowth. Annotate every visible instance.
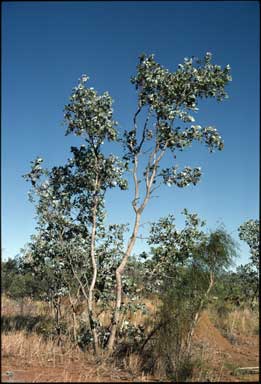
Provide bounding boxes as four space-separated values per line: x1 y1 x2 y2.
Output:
209 304 259 343
1 295 259 382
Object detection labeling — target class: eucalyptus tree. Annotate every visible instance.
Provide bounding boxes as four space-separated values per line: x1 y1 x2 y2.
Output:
24 156 129 349
24 76 129 354
25 96 127 353
62 75 128 353
23 52 232 354
23 158 87 335
142 210 236 295
142 209 207 292
107 52 232 352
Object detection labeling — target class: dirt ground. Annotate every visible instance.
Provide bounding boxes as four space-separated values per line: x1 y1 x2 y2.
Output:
1 312 259 382
192 311 259 382
1 357 136 383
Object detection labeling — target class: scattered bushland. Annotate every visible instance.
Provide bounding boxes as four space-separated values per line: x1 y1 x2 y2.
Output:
2 52 259 382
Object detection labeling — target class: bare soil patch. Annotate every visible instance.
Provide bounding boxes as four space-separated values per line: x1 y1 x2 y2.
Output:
1 356 138 383
193 311 259 382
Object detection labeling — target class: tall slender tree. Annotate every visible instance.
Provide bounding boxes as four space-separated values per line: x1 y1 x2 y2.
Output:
107 52 232 352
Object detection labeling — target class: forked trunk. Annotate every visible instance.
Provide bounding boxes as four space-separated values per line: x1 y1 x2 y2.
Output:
106 211 141 353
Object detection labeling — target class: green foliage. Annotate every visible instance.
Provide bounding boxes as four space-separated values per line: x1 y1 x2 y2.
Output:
22 69 129 314
139 214 238 380
124 52 231 191
143 211 237 294
195 226 238 275
216 267 259 308
235 219 259 305
131 52 231 112
20 52 234 353
1 258 19 295
1 257 43 301
143 210 206 290
238 219 259 268
64 74 118 143
144 278 200 381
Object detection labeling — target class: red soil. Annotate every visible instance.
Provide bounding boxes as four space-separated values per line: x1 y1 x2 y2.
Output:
1 356 134 383
1 311 259 382
193 311 259 382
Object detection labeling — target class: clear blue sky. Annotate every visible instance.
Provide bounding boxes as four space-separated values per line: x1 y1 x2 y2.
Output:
2 1 259 267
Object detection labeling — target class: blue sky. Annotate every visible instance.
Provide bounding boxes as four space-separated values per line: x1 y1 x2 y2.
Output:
2 1 259 266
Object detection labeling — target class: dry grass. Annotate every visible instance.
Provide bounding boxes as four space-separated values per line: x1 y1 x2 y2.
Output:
209 306 259 342
190 334 240 382
226 308 259 336
2 295 259 382
191 308 259 382
2 295 49 317
1 295 157 332
2 331 155 382
1 295 155 381
2 331 83 365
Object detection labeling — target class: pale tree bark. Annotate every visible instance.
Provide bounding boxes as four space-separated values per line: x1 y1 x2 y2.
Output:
106 111 168 354
87 184 100 355
66 212 99 355
106 208 142 353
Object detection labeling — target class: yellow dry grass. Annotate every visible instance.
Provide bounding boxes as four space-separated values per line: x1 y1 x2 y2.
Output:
2 294 259 382
226 308 259 336
2 331 83 366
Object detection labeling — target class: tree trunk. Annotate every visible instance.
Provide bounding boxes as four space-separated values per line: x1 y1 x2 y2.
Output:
106 211 141 353
106 145 165 355
73 312 77 343
88 187 100 355
68 293 79 343
53 297 62 345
